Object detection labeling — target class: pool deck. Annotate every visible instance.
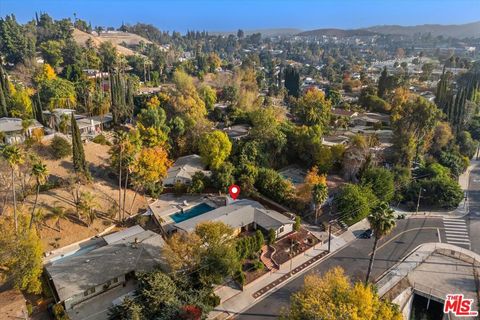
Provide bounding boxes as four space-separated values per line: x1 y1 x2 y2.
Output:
148 194 223 228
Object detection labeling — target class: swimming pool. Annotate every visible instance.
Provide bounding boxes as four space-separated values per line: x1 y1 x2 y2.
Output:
170 203 215 223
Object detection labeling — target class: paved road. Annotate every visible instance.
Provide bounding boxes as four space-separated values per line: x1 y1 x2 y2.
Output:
236 217 443 319
467 162 480 253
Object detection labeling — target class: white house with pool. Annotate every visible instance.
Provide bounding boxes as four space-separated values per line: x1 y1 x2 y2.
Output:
148 196 294 239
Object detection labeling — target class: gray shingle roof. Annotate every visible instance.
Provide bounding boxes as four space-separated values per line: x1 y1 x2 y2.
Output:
45 228 166 302
174 199 293 232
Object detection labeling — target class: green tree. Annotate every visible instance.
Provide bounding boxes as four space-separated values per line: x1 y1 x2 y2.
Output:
361 167 395 203
212 162 235 192
255 168 294 205
71 115 90 178
98 41 118 71
334 184 377 226
40 40 64 68
2 145 25 232
457 131 478 159
188 171 207 194
198 130 232 170
195 221 240 285
38 77 76 110
365 202 396 284
284 65 300 98
0 15 35 64
30 161 48 229
199 85 217 111
294 88 331 128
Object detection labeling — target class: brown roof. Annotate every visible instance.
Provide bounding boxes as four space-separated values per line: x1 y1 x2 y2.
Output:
0 289 27 319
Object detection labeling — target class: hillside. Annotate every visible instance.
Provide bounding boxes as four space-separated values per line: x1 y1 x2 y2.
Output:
98 31 153 46
297 28 376 37
72 28 138 56
363 21 480 38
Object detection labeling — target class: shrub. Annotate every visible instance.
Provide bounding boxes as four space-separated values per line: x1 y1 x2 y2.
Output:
294 215 301 231
255 229 264 251
254 260 265 271
50 136 71 159
52 304 70 320
135 215 150 227
92 134 111 146
233 269 245 286
268 228 276 245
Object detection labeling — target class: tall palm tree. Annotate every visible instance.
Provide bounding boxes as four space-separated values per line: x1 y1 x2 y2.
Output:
79 191 97 226
312 183 328 225
30 161 49 229
365 202 396 284
2 145 25 232
50 203 67 231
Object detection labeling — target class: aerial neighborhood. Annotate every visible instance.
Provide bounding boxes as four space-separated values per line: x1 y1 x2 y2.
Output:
0 2 480 320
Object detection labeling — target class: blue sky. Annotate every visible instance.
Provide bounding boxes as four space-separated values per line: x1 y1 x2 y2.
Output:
1 0 479 32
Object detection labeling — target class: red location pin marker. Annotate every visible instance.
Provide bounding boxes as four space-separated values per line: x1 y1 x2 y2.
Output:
228 184 240 200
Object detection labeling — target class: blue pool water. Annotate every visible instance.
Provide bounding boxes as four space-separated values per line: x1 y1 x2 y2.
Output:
170 203 215 223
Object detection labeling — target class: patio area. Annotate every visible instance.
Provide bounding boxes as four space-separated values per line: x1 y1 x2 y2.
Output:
271 228 319 265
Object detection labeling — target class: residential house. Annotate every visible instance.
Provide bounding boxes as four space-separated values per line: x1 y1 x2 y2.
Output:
45 226 167 311
174 199 294 239
163 154 211 187
352 112 390 127
322 135 350 147
0 117 44 144
223 124 251 141
43 109 113 137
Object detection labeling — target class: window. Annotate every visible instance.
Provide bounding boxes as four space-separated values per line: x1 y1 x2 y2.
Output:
113 277 118 283
279 226 284 234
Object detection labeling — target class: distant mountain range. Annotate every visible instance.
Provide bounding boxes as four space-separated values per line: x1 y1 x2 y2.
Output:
298 21 480 39
363 21 480 38
297 28 376 37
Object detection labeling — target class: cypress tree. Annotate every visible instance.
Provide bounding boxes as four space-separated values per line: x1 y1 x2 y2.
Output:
378 67 388 98
71 115 90 178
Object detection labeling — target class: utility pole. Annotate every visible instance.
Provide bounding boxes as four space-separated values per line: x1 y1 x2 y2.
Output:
289 240 293 274
416 187 422 214
328 222 332 253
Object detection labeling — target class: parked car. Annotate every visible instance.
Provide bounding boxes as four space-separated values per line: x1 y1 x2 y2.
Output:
361 229 373 239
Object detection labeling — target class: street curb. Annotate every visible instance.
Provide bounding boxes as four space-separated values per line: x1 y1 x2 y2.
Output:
219 228 366 319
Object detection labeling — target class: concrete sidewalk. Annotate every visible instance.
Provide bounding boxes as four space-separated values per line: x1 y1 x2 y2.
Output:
208 219 370 319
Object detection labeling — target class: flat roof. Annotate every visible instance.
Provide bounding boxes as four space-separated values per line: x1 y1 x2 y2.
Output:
46 227 166 302
0 117 43 133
